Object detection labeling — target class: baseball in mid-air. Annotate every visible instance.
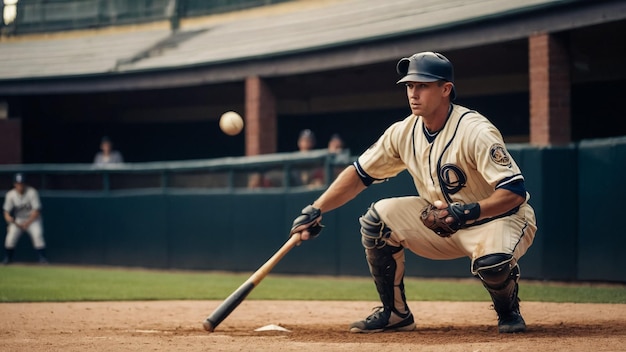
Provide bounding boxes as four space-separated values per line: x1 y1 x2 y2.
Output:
219 111 244 136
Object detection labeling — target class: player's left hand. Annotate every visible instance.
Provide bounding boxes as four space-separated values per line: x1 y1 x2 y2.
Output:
421 200 481 237
443 201 481 231
291 205 324 241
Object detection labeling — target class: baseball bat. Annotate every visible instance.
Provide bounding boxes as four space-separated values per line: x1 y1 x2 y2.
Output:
202 233 302 332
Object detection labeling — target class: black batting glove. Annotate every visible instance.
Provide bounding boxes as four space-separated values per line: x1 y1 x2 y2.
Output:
290 205 324 240
445 202 481 231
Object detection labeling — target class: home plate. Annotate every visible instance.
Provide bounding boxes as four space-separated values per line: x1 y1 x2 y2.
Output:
254 324 291 332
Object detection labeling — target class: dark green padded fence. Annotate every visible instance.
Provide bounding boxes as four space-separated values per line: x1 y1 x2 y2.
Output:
577 137 626 282
2 137 626 282
507 144 579 281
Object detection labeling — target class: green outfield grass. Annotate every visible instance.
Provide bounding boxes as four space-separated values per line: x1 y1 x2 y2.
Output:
0 265 624 303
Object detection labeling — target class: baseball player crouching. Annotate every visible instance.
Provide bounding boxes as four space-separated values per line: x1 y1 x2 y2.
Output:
2 173 48 264
291 52 537 334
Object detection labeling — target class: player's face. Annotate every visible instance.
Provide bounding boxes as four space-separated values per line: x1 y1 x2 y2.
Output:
405 81 448 117
298 137 315 151
14 182 24 194
101 141 112 153
328 138 343 152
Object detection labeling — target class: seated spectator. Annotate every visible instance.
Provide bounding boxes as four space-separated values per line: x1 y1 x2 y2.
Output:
293 129 324 187
297 129 316 153
93 136 124 167
327 133 350 178
247 172 271 189
327 133 345 154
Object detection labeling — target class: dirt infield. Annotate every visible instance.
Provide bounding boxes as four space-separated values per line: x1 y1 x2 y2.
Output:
1 300 625 351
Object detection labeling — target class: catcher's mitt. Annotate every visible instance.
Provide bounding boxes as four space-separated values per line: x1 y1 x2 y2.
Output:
420 203 457 237
420 202 481 237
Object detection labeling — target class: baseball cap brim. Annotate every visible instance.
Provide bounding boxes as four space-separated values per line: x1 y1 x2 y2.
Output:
396 74 457 100
396 73 441 84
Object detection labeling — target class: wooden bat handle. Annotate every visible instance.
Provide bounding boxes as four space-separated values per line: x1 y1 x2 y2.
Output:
203 233 302 332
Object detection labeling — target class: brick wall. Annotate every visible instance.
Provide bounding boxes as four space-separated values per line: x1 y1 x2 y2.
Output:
245 76 277 155
529 33 571 145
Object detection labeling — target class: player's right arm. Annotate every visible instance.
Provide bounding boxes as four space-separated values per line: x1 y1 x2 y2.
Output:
3 210 14 224
293 166 366 241
312 165 366 214
3 193 14 224
311 118 412 213
294 119 410 241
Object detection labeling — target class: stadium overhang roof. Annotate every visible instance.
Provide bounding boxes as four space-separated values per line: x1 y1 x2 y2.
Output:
0 0 624 95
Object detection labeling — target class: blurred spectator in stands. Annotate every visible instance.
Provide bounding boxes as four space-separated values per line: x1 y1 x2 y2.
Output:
247 172 271 189
297 129 316 153
328 133 350 160
327 133 350 178
327 133 344 154
2 173 48 265
294 129 324 187
93 136 124 167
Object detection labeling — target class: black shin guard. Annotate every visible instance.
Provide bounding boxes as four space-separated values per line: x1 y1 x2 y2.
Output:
365 244 408 315
482 269 520 316
482 266 526 332
359 203 409 315
473 254 521 317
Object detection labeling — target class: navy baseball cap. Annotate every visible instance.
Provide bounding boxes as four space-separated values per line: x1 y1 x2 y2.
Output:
13 173 25 184
396 51 456 100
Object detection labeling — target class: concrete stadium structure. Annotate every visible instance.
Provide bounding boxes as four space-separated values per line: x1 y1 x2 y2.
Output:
0 0 624 164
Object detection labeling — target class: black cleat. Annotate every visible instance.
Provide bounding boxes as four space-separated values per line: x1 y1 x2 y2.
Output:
497 308 526 333
349 307 415 333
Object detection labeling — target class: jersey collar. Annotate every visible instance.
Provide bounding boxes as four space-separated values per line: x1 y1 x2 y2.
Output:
422 104 453 143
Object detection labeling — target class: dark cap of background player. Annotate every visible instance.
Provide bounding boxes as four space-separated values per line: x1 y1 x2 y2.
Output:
13 173 25 184
299 129 316 143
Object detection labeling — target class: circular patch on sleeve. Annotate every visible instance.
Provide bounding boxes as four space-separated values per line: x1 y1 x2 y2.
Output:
489 143 512 167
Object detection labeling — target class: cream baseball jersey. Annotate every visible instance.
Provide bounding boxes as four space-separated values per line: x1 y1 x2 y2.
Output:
355 104 525 205
3 186 42 220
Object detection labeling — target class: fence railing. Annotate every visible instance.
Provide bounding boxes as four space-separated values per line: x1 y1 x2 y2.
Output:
0 149 353 193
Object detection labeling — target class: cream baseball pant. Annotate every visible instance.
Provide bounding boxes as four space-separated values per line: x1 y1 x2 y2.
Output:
372 196 537 271
5 219 45 249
